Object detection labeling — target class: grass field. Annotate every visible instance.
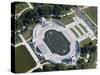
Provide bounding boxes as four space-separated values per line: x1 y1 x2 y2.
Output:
80 37 92 47
15 35 22 44
87 50 97 68
15 2 29 14
79 24 88 33
22 29 33 40
70 28 79 38
75 26 84 35
15 45 36 73
44 30 70 55
59 14 75 25
84 7 97 25
80 37 96 48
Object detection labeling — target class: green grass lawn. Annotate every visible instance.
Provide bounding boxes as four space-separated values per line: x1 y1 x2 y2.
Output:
79 24 88 33
75 26 84 35
15 35 22 44
22 29 33 40
84 7 97 25
80 37 96 48
80 37 91 47
15 45 36 73
70 28 79 38
15 2 29 14
15 28 33 44
59 14 75 25
87 51 97 68
44 30 70 55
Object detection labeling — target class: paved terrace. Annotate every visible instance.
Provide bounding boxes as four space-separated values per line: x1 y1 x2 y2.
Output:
65 15 96 42
32 20 80 64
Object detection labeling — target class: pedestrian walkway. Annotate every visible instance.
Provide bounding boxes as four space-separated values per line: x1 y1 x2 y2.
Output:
27 2 34 9
65 15 96 42
26 62 50 73
15 2 34 18
18 34 40 64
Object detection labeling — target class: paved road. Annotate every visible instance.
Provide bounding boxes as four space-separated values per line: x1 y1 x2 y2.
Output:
65 15 96 42
73 7 97 34
66 7 89 16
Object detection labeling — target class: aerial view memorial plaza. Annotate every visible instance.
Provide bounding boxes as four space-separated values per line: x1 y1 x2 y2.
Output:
11 2 97 73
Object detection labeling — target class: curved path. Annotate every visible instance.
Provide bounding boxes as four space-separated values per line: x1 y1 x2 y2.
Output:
15 2 34 18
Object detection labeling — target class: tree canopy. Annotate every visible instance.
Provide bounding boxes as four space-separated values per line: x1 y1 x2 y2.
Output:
15 3 71 30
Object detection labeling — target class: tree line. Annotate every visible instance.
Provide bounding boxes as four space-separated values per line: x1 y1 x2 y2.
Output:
15 4 72 30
